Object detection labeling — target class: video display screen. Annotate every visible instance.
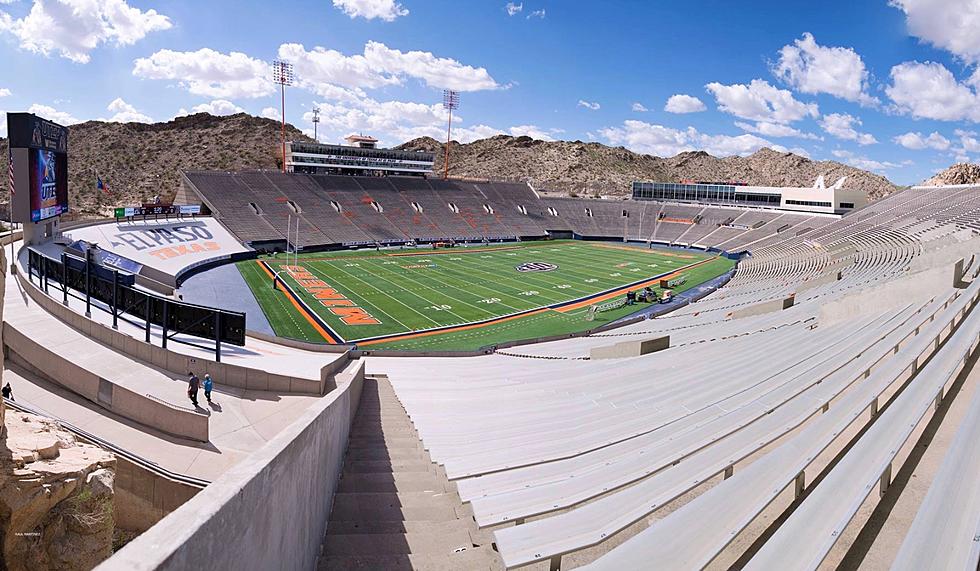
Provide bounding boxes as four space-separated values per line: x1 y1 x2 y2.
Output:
29 148 69 222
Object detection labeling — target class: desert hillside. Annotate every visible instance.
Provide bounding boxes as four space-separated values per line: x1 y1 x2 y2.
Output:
924 163 980 186
397 135 899 199
0 113 902 219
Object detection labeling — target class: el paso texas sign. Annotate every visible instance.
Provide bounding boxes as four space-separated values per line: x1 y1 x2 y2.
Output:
67 217 249 277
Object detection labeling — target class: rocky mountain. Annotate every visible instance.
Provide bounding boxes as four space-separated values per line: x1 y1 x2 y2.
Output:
0 113 312 218
397 135 899 199
924 163 980 186
0 113 900 220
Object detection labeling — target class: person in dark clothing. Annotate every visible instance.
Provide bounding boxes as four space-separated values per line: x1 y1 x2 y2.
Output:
626 290 636 305
187 373 200 407
2 382 13 401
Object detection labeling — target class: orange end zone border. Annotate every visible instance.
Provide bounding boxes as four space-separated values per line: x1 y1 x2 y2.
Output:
255 260 343 344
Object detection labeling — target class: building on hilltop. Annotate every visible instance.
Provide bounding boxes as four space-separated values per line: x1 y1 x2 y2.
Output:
286 134 435 177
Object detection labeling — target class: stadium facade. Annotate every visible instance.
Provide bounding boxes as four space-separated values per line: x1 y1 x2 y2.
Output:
285 135 435 176
632 175 868 215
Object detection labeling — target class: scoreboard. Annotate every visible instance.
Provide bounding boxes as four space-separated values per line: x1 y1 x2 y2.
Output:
114 204 202 218
7 112 70 223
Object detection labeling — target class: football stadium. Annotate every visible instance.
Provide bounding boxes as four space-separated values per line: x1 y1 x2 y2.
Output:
3 3 980 570
5 109 980 571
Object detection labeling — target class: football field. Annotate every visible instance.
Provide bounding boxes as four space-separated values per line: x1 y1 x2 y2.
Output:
238 240 735 351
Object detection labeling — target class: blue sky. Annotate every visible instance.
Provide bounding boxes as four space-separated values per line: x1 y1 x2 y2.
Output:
2 0 980 184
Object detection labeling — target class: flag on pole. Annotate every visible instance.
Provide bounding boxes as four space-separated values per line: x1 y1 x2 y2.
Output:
97 176 110 193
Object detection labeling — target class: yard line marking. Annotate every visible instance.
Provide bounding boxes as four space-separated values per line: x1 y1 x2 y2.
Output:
355 257 517 317
302 261 424 331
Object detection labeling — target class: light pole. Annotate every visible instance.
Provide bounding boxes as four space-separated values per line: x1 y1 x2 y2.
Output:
272 60 294 173
312 107 320 142
442 89 459 180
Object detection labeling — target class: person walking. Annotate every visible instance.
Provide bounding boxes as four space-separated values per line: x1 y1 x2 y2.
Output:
2 382 13 401
187 372 200 407
203 374 214 404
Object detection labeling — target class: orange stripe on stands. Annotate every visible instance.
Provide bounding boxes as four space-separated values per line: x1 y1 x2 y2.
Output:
257 260 340 344
556 256 719 313
356 308 550 347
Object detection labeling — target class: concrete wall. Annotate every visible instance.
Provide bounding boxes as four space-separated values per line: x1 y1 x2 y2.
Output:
113 458 201 533
729 295 795 320
797 270 843 295
17 271 331 395
4 324 210 442
97 360 366 571
590 336 670 360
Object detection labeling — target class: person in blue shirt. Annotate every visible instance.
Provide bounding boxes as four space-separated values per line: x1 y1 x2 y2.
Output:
203 374 214 404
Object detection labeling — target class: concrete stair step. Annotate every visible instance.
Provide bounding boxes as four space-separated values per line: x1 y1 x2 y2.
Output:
345 447 429 461
321 529 472 555
343 460 435 474
317 546 503 571
332 491 456 511
337 473 448 494
328 504 457 522
325 520 474 537
347 437 422 449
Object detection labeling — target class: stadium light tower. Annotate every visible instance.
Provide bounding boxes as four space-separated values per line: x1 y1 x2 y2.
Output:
272 60 294 173
312 106 321 142
442 89 459 180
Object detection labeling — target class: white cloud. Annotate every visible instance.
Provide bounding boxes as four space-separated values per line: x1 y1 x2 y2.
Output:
0 88 10 97
631 102 648 112
956 129 980 153
705 79 818 124
0 0 171 63
889 0 980 64
332 0 407 21
279 41 499 93
735 120 820 140
103 98 152 123
772 32 878 106
27 103 79 125
177 100 245 117
598 119 777 157
0 114 6 138
261 107 281 120
133 48 273 99
819 113 877 145
577 99 600 110
893 131 950 150
886 61 980 122
831 149 902 172
664 94 706 114
299 93 559 147
505 2 522 16
527 9 545 19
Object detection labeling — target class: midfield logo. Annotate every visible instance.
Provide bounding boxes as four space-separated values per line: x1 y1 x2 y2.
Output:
516 262 558 273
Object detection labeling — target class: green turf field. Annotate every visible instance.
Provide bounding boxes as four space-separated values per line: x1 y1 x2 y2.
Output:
237 240 735 351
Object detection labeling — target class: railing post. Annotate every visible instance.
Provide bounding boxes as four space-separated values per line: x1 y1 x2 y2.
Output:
84 248 92 318
112 270 119 330
145 296 151 343
162 301 169 349
215 312 222 363
61 252 68 306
